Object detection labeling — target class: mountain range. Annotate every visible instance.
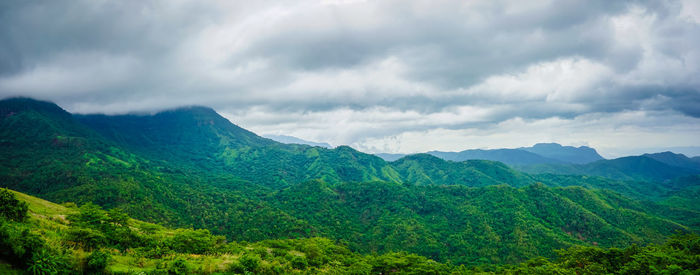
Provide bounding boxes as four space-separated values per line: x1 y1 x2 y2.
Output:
263 134 333 148
377 143 605 165
1 97 699 268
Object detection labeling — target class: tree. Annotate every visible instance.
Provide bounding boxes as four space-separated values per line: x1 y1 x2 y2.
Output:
0 189 28 222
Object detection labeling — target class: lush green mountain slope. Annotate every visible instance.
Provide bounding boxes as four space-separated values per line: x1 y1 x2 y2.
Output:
0 188 458 274
391 154 535 187
520 143 604 164
4 188 698 274
268 181 693 264
77 108 402 188
2 97 700 267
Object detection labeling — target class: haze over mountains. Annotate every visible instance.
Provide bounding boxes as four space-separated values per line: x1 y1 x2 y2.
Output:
263 134 333 148
1 97 699 272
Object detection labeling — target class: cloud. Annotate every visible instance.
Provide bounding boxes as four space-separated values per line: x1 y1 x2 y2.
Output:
1 0 699 154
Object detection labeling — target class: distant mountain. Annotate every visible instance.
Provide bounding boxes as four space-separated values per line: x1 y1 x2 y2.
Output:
427 148 563 166
643 152 700 171
375 153 407 161
377 143 603 166
263 134 332 148
519 155 700 182
520 143 604 164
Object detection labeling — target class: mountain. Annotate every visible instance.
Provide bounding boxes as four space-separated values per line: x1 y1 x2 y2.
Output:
263 134 332 148
391 154 535 187
378 143 603 165
519 155 700 182
427 148 563 166
520 143 604 164
643 152 700 171
375 152 407 161
2 97 700 267
76 108 401 188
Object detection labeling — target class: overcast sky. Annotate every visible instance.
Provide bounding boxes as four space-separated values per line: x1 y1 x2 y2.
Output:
1 0 699 157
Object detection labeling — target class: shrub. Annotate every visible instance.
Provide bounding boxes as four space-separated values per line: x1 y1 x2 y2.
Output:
289 256 308 270
27 249 70 275
0 189 28 222
168 258 189 274
65 227 107 249
239 253 261 272
86 250 111 272
0 224 45 267
168 228 217 254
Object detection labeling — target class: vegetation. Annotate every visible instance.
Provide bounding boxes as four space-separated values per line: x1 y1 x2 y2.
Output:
0 188 698 274
1 98 699 272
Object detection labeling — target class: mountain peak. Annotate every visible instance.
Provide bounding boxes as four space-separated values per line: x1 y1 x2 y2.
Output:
522 143 603 164
0 97 71 118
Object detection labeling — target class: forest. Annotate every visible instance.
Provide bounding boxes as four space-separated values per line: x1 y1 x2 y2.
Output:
1 98 699 273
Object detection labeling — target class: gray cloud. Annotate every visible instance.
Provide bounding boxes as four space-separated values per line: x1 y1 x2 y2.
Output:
1 0 699 154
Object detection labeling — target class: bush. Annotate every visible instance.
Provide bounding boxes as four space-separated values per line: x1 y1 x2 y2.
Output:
0 189 28 222
168 228 218 254
0 224 45 267
65 227 107 249
289 256 308 270
168 258 189 274
68 203 106 228
27 249 70 275
239 253 261 272
86 250 111 272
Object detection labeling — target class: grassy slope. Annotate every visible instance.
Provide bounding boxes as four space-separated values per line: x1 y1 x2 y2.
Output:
2 189 452 274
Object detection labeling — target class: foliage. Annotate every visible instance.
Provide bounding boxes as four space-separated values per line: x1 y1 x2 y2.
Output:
86 250 111 273
0 188 28 222
1 98 699 272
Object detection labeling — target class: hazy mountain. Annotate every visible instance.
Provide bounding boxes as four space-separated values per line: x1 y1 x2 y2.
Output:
427 148 563 166
643 152 700 171
519 155 700 182
375 152 407 161
263 134 332 148
378 142 603 166
520 143 604 164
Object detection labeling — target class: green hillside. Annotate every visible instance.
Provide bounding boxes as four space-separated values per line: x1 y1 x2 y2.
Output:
269 181 694 264
1 98 700 269
2 188 699 274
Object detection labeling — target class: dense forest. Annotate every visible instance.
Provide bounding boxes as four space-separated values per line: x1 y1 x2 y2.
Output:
1 98 699 273
2 188 699 274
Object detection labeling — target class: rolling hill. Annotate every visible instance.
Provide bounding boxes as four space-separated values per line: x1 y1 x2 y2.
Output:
1 97 700 267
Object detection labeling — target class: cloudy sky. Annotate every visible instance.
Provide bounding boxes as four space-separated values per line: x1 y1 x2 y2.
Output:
1 0 699 157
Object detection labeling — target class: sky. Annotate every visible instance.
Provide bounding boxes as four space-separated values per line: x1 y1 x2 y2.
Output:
1 0 699 158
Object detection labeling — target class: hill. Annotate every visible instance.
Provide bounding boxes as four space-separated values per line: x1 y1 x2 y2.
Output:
643 152 700 171
1 97 700 266
268 181 696 264
0 188 458 274
427 148 562 166
263 134 333 148
4 188 699 274
518 155 700 182
378 143 604 166
520 143 604 164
